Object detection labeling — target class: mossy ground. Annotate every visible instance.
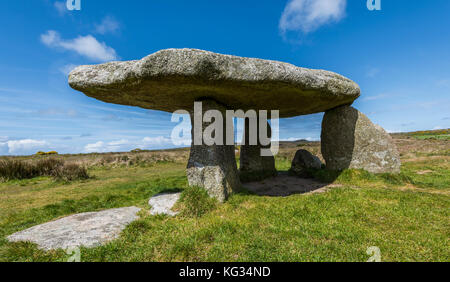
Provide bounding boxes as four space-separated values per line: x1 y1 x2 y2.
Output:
0 138 448 262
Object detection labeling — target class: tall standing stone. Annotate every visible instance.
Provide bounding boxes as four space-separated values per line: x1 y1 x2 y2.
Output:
321 105 401 173
186 99 241 202
240 118 277 182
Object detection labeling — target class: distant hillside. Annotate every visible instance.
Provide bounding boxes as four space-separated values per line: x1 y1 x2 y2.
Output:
278 140 320 149
277 129 450 148
390 129 450 140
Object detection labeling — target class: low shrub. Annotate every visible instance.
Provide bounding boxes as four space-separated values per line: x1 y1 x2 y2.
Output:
53 163 89 181
0 158 89 182
178 186 217 217
35 151 59 156
0 160 37 181
35 158 64 176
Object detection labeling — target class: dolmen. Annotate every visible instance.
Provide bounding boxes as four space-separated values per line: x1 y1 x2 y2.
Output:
69 48 400 202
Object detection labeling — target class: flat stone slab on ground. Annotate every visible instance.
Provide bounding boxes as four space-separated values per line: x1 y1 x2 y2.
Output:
7 206 141 250
149 192 181 216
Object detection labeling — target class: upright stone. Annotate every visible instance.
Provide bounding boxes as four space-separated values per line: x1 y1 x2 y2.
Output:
321 105 401 173
186 100 241 202
240 118 277 182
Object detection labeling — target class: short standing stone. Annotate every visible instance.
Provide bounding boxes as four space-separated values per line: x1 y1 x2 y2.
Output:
289 149 322 177
7 207 141 250
240 119 277 182
148 192 181 216
321 106 401 173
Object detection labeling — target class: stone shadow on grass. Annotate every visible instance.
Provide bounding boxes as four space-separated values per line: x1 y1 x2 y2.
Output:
241 171 340 197
157 188 183 194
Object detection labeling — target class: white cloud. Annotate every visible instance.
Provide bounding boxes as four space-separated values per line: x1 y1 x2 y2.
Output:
41 30 59 46
59 64 78 75
37 107 78 117
432 126 443 130
108 139 129 146
41 30 118 62
54 1 66 16
363 94 388 101
386 129 400 134
84 141 106 153
366 67 380 78
142 136 172 145
84 136 176 153
84 139 129 153
5 139 49 155
279 0 347 34
107 139 130 151
0 137 8 155
95 16 120 34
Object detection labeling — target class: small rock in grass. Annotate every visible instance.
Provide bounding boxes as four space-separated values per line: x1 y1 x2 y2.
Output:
149 192 181 216
289 149 322 177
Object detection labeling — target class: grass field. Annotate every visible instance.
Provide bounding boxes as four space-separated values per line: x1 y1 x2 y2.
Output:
392 128 450 141
0 134 448 262
413 135 450 141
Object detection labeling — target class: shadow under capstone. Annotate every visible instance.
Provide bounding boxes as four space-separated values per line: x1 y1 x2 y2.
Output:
241 171 336 197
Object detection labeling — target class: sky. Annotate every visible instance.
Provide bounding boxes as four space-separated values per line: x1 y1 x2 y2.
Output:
0 0 449 155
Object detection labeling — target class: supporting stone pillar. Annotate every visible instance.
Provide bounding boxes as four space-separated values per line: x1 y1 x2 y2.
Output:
186 99 241 202
239 117 277 182
321 105 401 173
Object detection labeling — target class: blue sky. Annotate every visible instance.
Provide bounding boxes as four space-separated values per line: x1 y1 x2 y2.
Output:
0 0 449 155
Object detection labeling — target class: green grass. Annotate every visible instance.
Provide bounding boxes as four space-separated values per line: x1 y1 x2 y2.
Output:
413 135 450 141
176 186 218 218
405 129 450 140
0 156 449 262
0 158 89 182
